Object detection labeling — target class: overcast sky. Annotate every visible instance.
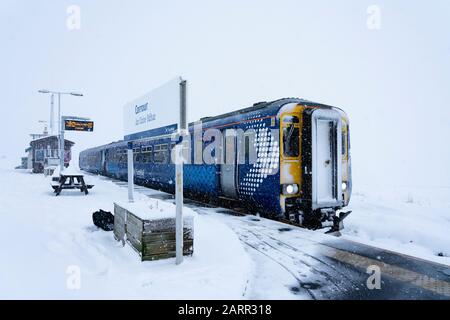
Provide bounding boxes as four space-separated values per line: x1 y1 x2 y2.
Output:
0 0 449 188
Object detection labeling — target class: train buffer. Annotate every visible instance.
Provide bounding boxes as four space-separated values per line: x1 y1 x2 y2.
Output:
51 170 94 196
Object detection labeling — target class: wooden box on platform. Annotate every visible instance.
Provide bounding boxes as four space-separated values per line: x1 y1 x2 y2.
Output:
113 201 194 261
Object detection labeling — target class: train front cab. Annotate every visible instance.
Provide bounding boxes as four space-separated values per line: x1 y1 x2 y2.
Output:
279 103 352 231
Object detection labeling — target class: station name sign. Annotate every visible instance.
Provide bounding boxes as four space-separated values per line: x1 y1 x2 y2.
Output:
64 120 94 132
123 77 182 140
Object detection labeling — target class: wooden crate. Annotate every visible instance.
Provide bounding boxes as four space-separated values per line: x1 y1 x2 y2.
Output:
113 203 127 243
114 202 194 261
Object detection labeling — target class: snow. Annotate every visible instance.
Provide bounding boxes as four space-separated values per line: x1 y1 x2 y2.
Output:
0 162 251 299
341 184 450 266
1 156 449 299
116 199 195 221
57 166 84 176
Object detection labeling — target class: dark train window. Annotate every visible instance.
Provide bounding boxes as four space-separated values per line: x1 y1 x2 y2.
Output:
282 115 300 124
141 146 152 163
245 136 250 163
133 148 140 162
118 150 124 162
283 124 299 157
154 144 168 164
242 131 256 165
342 131 346 155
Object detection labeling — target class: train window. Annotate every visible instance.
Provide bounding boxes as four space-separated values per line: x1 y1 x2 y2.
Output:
245 136 249 164
154 144 168 164
283 124 299 157
244 135 254 164
282 115 299 124
142 146 152 163
133 148 140 162
241 130 256 165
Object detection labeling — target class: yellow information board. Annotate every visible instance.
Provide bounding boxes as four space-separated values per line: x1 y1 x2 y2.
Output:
64 120 94 132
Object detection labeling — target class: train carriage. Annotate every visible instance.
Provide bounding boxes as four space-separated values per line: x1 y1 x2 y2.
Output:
80 98 352 231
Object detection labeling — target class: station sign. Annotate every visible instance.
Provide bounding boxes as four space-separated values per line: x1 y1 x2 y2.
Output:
64 119 94 132
123 77 182 140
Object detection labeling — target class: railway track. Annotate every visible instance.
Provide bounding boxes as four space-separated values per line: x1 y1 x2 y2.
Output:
194 208 368 299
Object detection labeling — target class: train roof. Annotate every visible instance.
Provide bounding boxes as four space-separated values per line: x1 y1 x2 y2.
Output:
80 140 125 153
198 97 334 124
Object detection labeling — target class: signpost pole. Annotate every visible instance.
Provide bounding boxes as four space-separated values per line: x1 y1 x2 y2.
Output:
127 142 134 203
176 79 187 265
50 94 54 135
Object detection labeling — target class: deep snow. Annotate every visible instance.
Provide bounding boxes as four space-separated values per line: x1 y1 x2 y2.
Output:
343 184 450 266
0 162 251 299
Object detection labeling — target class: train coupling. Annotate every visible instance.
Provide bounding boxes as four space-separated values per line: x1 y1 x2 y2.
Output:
326 210 352 236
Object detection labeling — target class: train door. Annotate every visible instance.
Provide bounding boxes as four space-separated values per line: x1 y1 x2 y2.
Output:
311 109 342 209
220 129 238 198
316 120 335 201
101 149 106 174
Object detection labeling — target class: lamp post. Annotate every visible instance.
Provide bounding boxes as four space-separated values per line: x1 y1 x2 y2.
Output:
38 120 49 135
38 90 83 171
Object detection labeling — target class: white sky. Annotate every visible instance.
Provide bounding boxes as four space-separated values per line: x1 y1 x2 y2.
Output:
0 0 449 187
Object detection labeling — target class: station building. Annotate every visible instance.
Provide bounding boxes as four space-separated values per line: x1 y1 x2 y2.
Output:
28 136 75 173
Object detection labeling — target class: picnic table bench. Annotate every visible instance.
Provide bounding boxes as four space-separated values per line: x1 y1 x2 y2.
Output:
51 173 94 196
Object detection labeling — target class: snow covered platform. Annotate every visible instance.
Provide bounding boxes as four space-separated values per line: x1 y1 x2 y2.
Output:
114 200 194 261
0 164 250 299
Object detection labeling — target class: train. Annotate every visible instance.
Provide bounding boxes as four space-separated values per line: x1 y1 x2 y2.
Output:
79 98 352 232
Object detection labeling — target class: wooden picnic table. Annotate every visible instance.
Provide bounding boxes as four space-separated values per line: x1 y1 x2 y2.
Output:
51 173 94 196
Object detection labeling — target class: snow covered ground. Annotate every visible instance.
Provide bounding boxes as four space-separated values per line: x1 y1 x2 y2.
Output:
0 160 251 299
0 156 448 299
343 184 450 266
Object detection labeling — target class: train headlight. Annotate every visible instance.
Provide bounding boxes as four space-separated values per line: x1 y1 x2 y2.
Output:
283 184 299 195
342 182 347 191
